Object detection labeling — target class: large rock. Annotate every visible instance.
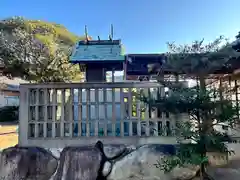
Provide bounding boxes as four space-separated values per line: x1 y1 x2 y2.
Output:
108 144 177 180
50 143 197 180
53 146 102 180
0 146 58 180
53 142 131 180
170 165 199 180
103 144 129 158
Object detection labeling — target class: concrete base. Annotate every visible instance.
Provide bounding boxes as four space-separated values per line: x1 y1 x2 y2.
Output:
20 136 178 149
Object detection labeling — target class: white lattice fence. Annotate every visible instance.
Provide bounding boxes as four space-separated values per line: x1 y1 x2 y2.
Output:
19 82 179 148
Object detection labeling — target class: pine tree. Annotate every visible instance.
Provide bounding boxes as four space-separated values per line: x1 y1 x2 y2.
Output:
142 36 240 179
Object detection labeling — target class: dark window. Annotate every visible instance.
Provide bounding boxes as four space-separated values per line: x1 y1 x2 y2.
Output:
166 121 171 136
158 121 162 135
222 125 228 130
157 108 162 118
166 111 170 118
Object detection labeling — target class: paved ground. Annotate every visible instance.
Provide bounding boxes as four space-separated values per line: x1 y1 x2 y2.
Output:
220 159 240 169
0 123 18 149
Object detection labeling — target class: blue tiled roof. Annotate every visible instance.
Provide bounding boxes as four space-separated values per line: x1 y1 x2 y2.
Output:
70 40 125 62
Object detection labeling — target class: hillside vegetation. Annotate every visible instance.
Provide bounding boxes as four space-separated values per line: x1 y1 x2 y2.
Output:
0 16 87 82
0 17 82 45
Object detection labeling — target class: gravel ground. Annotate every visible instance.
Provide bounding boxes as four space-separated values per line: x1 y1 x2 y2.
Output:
0 124 18 149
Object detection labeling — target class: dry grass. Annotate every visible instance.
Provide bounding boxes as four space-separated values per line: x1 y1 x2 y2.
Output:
0 124 18 149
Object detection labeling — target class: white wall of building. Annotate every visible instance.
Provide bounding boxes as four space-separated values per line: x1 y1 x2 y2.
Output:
0 92 5 107
0 93 19 107
0 76 27 107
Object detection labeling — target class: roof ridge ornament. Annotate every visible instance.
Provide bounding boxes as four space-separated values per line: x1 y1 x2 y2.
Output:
109 24 113 41
109 24 114 53
84 25 90 43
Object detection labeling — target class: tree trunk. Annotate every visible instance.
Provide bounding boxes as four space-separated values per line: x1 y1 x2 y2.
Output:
198 75 217 180
199 75 208 180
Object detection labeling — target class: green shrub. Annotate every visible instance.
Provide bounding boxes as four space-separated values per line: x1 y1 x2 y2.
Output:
0 106 19 122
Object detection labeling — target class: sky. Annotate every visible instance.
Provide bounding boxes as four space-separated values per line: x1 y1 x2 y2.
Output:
1 0 240 53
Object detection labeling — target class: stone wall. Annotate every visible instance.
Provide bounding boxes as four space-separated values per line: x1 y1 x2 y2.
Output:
1 143 240 180
0 143 196 180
